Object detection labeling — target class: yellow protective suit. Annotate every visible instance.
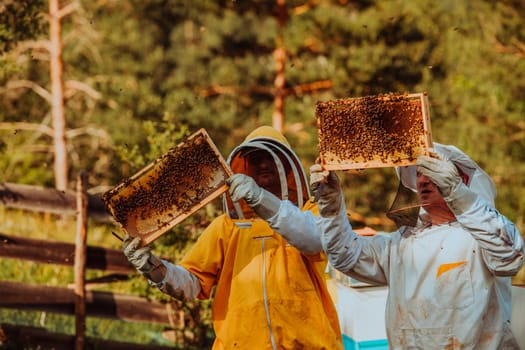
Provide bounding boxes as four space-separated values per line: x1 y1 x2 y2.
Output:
179 126 343 349
180 205 342 349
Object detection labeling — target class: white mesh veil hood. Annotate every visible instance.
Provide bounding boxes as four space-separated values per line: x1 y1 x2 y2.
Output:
223 126 310 219
396 143 496 206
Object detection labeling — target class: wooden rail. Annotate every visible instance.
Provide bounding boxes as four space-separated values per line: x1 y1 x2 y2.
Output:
0 232 181 325
0 232 134 273
0 176 200 348
0 280 176 325
0 182 111 222
0 323 176 350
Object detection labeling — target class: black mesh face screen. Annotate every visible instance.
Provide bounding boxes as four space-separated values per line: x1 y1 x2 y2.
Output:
387 181 421 228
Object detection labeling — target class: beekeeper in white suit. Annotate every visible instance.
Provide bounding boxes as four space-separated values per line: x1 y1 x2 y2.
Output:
310 143 524 349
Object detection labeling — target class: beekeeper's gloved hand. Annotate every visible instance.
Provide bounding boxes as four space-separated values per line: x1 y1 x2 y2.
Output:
122 235 166 283
416 155 477 214
226 173 281 220
310 164 343 217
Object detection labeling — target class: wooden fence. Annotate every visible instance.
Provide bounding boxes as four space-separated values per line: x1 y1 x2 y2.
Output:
0 177 204 349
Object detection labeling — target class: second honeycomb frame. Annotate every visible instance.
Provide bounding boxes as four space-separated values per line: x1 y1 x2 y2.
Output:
316 92 433 170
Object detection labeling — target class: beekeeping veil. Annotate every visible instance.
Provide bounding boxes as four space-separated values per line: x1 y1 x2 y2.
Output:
388 143 497 227
223 126 310 219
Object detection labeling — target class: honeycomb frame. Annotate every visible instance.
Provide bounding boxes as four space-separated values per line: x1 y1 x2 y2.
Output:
316 92 433 170
102 128 232 246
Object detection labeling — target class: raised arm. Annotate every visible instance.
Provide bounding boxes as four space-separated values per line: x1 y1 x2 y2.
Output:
227 173 322 254
310 164 391 285
417 155 524 275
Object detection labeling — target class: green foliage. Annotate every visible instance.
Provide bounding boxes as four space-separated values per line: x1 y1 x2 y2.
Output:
0 0 46 53
0 131 54 186
115 114 191 175
1 0 525 345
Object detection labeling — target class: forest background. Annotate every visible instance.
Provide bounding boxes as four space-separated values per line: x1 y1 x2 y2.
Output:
1 0 525 347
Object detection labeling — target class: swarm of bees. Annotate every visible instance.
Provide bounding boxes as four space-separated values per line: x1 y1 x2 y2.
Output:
316 92 432 170
102 129 231 243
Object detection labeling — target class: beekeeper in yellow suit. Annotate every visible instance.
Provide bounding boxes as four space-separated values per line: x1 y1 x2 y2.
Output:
122 126 343 350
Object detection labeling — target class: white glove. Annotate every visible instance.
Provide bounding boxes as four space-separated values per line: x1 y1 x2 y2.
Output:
416 155 461 197
416 155 477 214
226 173 281 219
122 235 166 283
310 164 330 190
226 173 262 205
310 164 343 217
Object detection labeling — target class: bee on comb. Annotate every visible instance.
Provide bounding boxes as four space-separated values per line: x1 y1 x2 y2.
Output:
316 92 433 170
102 129 232 246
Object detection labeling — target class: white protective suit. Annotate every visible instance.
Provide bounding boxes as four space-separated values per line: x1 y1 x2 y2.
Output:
315 143 525 349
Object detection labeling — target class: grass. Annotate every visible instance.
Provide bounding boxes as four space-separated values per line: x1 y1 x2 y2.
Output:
0 308 175 346
0 206 178 346
1 197 523 349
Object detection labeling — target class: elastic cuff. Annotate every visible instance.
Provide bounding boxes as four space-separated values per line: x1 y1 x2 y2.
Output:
143 257 167 283
252 189 281 220
319 191 344 217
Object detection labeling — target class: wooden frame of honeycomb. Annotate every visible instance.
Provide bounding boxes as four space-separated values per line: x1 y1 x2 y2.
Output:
102 128 232 246
316 92 433 170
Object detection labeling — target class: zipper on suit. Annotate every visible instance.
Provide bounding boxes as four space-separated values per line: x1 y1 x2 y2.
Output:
257 237 277 350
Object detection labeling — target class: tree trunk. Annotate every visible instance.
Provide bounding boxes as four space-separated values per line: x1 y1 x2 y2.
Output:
272 0 288 133
49 0 68 191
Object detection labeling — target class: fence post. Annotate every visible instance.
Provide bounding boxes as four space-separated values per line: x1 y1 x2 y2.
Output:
74 171 88 350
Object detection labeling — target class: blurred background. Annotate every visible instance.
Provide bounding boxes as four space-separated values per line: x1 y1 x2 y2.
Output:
1 0 524 348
